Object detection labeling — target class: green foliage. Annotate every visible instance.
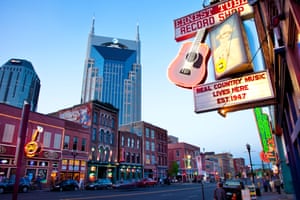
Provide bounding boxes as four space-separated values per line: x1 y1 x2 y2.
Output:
168 161 179 177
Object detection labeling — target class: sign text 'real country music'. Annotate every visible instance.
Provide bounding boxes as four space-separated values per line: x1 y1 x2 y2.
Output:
174 0 253 42
193 71 275 113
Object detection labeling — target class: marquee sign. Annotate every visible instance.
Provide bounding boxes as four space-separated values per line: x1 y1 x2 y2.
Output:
193 70 274 113
174 0 253 42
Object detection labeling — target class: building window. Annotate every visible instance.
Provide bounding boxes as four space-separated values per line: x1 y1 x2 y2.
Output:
54 133 61 149
92 128 96 141
126 152 131 163
2 124 15 143
43 131 51 147
137 139 140 149
121 136 124 147
136 154 140 163
132 153 135 163
151 130 155 139
151 155 155 164
145 128 150 138
151 142 155 151
146 141 150 151
93 111 98 124
176 150 180 157
63 135 70 149
81 138 86 151
131 139 135 148
146 154 150 164
127 138 130 147
110 132 114 144
73 137 78 150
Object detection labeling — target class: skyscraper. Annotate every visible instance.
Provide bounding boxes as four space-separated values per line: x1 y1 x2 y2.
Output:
81 18 142 125
0 58 40 111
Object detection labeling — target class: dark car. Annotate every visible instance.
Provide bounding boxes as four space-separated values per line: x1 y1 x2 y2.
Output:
51 179 79 192
85 179 112 190
223 180 245 200
112 180 137 189
137 178 157 187
0 177 31 194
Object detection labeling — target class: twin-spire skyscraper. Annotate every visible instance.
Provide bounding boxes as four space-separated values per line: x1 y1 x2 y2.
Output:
80 18 142 125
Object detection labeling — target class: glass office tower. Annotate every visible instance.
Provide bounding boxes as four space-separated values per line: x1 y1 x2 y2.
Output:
0 58 40 111
81 19 142 125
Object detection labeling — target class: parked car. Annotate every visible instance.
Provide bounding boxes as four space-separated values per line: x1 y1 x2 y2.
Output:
0 177 31 194
112 180 137 189
85 178 112 190
137 178 157 187
223 179 245 200
51 179 79 192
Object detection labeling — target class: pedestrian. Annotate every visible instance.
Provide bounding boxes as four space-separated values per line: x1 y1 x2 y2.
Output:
35 175 42 190
214 182 226 200
274 176 281 194
79 178 84 191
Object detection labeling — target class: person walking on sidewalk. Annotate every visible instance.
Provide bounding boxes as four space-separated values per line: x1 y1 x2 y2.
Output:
214 182 226 200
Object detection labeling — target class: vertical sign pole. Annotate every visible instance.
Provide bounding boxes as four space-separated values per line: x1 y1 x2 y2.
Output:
12 102 30 200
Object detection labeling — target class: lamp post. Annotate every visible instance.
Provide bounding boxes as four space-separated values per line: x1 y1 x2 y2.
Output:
246 144 255 184
71 150 78 180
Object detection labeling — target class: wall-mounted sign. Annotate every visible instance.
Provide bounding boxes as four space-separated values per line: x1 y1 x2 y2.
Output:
24 126 43 158
59 104 91 126
193 70 274 113
254 107 277 163
209 12 253 80
174 0 253 42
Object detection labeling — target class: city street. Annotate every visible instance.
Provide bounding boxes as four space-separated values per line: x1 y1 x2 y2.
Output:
0 183 215 200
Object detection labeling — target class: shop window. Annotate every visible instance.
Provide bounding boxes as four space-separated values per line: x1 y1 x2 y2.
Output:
27 160 38 166
0 158 9 165
26 169 36 181
39 161 48 167
62 159 68 170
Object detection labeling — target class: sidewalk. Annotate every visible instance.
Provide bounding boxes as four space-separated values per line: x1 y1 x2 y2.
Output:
257 191 295 200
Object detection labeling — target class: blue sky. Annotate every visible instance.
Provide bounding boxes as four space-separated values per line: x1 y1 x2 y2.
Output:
0 0 264 166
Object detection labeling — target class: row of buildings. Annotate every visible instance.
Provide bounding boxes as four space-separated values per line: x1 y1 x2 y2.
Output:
0 101 247 187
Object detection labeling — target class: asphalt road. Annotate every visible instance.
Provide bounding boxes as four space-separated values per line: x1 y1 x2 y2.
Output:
1 183 216 200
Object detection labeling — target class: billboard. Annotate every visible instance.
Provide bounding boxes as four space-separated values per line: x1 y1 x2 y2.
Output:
174 0 253 42
193 70 275 113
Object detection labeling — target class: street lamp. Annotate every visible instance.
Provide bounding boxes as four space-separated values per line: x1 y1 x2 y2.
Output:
246 143 255 184
71 150 78 180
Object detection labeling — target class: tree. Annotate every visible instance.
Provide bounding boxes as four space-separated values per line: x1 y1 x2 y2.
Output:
169 161 179 177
